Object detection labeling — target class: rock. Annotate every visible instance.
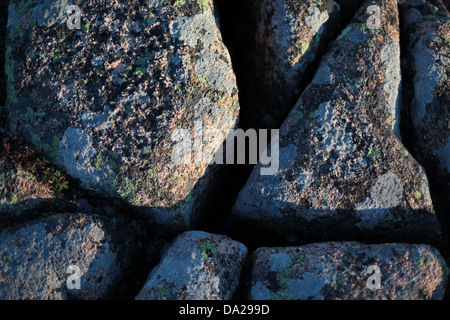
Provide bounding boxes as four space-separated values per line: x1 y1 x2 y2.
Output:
241 0 356 129
135 230 247 300
249 242 449 300
426 0 450 14
231 0 443 245
0 153 74 227
0 213 138 300
0 0 7 139
401 1 450 208
5 0 239 233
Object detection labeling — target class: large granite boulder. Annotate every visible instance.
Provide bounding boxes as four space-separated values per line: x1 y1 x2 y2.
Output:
5 0 239 233
249 242 449 300
136 230 247 300
0 213 139 300
231 0 443 245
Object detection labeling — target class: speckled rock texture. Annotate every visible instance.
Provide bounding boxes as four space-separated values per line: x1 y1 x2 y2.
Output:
135 231 247 300
0 213 138 300
249 242 449 300
242 0 362 128
0 153 75 228
5 0 239 233
401 0 450 205
242 0 344 129
231 0 443 245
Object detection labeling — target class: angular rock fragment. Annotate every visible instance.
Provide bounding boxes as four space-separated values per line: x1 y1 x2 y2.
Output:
242 0 353 128
232 0 443 245
0 213 138 300
401 1 450 207
249 242 449 300
5 0 239 232
136 231 247 300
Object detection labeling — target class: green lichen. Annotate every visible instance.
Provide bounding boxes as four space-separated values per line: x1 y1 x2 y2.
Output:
198 242 218 259
415 258 425 266
300 42 309 55
136 50 155 66
309 111 317 119
5 46 17 104
140 147 152 157
186 86 195 94
313 0 323 6
134 67 146 76
31 133 40 146
197 0 210 11
146 18 156 27
174 0 185 9
296 254 305 264
13 24 24 40
3 255 13 267
196 74 207 85
52 49 62 62
115 177 139 201
82 22 90 32
9 193 18 204
414 191 422 200
148 169 156 179
289 110 303 127
368 147 381 161
91 153 107 169
279 265 292 286
52 136 60 155
16 0 33 14
160 288 171 296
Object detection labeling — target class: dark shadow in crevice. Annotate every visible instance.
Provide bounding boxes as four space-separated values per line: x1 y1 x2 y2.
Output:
398 3 450 258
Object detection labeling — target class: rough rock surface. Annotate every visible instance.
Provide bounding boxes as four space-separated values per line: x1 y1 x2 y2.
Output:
0 153 73 227
249 242 449 300
0 213 138 300
136 230 247 300
242 0 344 128
235 0 365 129
401 1 450 206
5 0 239 233
231 0 443 245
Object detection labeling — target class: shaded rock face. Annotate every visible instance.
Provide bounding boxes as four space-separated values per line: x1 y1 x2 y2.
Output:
401 1 450 206
249 242 449 300
231 0 443 245
0 154 73 227
135 231 247 300
0 213 138 300
5 0 239 233
242 0 344 129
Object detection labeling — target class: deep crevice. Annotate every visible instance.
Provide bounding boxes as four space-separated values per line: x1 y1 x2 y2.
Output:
398 3 450 258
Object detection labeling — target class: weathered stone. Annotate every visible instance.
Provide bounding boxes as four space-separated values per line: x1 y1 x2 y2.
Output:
242 0 356 129
249 242 449 300
135 230 247 300
0 213 138 300
0 153 73 227
231 0 443 245
401 1 450 207
5 0 239 233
